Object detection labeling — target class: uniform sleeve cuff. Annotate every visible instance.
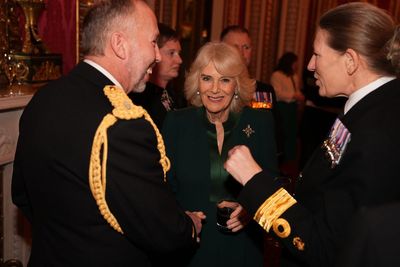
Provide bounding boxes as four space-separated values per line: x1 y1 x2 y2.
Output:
238 170 280 215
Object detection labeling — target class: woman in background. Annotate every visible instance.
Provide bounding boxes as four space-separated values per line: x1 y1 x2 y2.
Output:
162 42 279 267
270 52 304 171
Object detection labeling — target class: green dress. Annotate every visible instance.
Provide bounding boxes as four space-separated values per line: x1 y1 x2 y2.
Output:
162 106 279 267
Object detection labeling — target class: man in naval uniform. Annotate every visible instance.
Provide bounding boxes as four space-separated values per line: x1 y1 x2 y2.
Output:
12 1 203 266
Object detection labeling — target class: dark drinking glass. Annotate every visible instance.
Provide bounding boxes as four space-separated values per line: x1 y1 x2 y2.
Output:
216 205 234 233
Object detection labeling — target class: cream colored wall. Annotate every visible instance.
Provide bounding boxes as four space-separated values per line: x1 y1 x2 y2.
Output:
0 95 33 266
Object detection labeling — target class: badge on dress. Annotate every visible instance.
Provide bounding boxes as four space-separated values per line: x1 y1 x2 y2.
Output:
322 118 351 168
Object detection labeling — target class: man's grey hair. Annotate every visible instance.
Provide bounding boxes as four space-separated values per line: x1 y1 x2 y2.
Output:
81 0 137 56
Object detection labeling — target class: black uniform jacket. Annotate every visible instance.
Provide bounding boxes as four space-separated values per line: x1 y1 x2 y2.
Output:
12 62 196 267
256 80 282 156
129 81 176 128
237 78 400 266
335 202 400 267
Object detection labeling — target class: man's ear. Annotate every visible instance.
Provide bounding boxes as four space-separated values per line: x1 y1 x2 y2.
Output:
344 48 359 75
110 32 127 59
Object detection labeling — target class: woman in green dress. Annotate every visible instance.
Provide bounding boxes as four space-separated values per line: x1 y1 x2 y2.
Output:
162 42 279 267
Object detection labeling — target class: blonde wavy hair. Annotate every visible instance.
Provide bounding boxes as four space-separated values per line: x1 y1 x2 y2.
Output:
184 42 255 113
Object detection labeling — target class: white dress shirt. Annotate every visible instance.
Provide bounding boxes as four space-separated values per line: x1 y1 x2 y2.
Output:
344 76 396 114
83 59 123 89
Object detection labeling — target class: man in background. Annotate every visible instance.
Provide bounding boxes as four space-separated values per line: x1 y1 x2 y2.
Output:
130 23 183 128
221 25 282 161
12 1 203 266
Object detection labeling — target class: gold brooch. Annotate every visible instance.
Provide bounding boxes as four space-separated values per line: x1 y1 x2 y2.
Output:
242 124 255 138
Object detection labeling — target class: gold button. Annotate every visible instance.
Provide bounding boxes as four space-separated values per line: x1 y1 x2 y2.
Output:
293 237 305 251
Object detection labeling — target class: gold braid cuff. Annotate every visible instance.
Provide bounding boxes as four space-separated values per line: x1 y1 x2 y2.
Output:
89 85 171 234
253 188 297 234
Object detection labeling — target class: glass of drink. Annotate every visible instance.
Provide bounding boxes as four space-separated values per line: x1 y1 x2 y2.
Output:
216 200 238 233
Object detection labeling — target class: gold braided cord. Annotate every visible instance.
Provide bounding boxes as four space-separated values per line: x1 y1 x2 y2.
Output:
104 86 170 179
253 187 297 234
88 85 170 234
89 114 123 233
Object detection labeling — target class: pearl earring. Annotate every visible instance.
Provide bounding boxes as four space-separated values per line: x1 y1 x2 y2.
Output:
196 91 200 95
234 92 239 99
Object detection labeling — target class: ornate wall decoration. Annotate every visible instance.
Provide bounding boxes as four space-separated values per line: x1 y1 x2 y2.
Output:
0 0 22 88
0 0 65 93
17 0 48 54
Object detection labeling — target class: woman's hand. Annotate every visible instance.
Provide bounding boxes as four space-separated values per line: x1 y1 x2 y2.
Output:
224 145 262 185
226 203 251 232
